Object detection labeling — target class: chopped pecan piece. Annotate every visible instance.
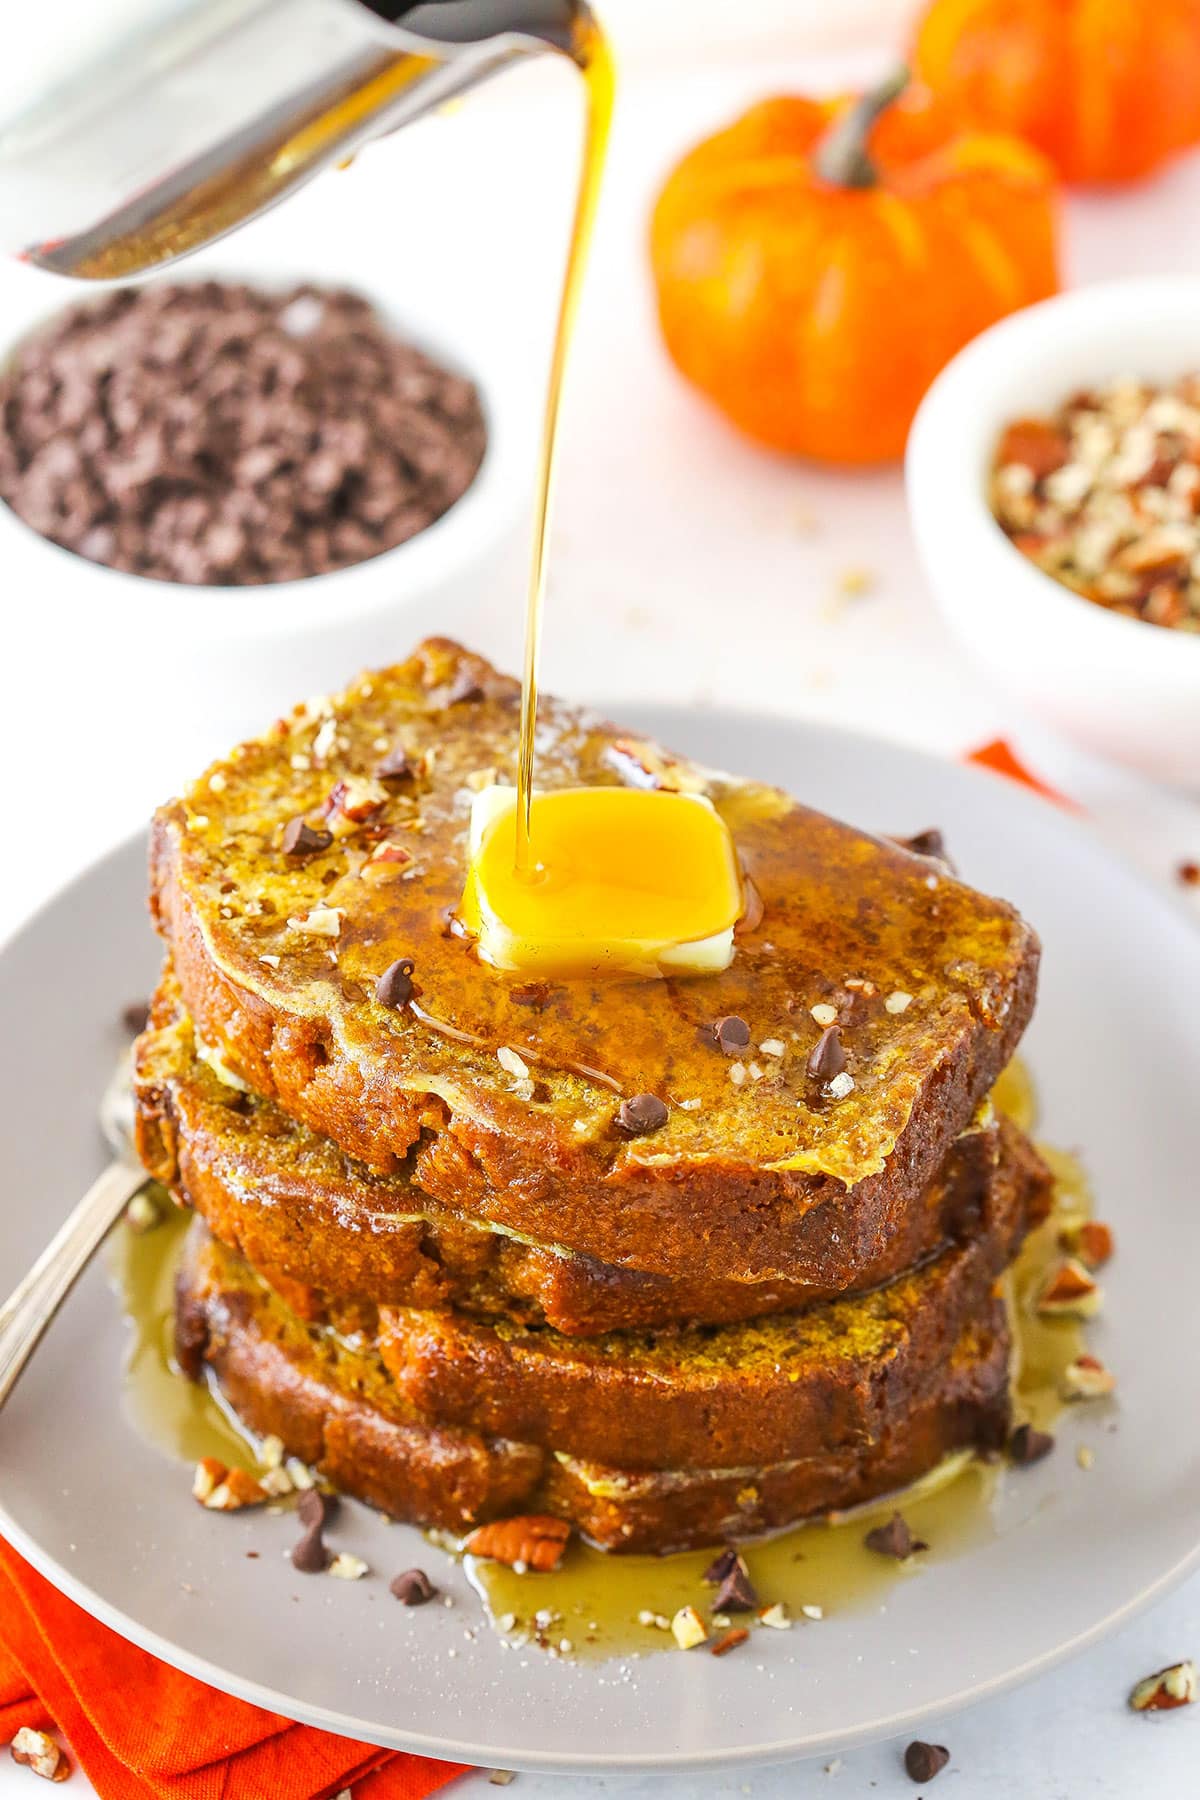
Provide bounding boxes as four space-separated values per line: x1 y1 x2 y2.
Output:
1129 1661 1197 1712
10 1729 70 1782
1061 1353 1117 1401
191 1458 266 1511
996 419 1069 480
463 1515 571 1573
670 1604 708 1649
325 776 388 828
1058 1219 1114 1269
1036 1256 1103 1318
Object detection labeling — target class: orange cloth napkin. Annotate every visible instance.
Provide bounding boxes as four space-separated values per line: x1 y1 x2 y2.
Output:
966 738 1073 809
0 737 1059 1798
0 1540 468 1799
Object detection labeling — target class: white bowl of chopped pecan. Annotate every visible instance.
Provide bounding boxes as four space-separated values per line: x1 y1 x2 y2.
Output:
907 277 1200 787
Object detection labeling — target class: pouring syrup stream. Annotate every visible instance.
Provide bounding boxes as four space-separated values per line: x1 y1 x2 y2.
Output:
514 17 614 878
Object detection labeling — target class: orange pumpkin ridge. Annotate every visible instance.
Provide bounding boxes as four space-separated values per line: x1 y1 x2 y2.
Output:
649 72 1060 465
912 0 1200 185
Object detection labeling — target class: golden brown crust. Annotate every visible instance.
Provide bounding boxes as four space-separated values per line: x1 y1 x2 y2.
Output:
149 639 1040 1285
136 966 1042 1332
177 1222 1011 1553
546 1315 1011 1552
376 1125 1045 1471
176 1227 545 1530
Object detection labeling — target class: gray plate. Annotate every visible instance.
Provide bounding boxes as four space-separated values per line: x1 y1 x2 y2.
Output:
1 709 1198 1776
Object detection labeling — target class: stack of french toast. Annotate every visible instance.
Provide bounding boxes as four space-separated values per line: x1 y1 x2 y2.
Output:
133 639 1049 1555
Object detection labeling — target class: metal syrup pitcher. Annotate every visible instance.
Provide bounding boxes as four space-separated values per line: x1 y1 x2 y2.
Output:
0 0 595 280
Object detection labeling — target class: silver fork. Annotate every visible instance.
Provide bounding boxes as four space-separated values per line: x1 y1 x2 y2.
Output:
0 1053 146 1408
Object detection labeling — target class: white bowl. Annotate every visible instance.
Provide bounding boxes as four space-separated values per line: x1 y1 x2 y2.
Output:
906 277 1200 789
0 256 531 771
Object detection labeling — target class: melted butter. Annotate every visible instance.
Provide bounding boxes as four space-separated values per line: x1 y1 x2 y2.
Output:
462 786 742 978
110 1060 1096 1660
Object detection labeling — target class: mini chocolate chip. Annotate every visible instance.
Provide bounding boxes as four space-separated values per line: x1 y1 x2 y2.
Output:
376 958 415 1009
376 745 415 784
121 1000 150 1035
433 670 484 707
290 1525 331 1574
904 1742 950 1783
391 1567 437 1605
892 828 949 863
806 1024 846 1081
711 1015 751 1056
736 875 765 936
281 817 333 857
828 984 870 1026
1008 1423 1055 1466
615 1092 669 1136
174 1301 209 1381
713 1556 759 1614
1178 860 1200 887
510 982 553 1010
864 1512 927 1560
297 1488 338 1530
702 1546 740 1585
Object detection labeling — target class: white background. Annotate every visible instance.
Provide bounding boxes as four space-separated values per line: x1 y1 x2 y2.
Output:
3 7 1200 1798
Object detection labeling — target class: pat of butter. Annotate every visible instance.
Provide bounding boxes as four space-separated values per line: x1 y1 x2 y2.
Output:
461 785 742 978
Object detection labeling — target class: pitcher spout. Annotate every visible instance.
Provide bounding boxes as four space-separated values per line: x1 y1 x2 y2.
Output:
0 0 596 280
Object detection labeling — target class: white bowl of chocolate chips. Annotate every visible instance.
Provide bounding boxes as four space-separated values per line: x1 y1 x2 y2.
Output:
0 259 530 760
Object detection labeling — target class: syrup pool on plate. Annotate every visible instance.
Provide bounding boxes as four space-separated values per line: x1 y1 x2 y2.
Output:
108 1197 256 1469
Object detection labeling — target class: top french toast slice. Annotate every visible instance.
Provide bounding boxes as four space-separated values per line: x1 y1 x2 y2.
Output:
150 638 1039 1284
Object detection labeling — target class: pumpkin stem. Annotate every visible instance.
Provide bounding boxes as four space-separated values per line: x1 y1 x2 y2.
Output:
813 67 909 189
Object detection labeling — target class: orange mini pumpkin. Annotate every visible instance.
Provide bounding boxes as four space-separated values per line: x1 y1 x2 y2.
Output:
913 0 1200 185
649 75 1058 465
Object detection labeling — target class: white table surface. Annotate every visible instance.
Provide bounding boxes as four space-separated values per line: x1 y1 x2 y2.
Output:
2 40 1200 1800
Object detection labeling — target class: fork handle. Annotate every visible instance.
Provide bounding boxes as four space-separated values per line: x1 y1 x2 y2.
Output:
0 1159 147 1409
